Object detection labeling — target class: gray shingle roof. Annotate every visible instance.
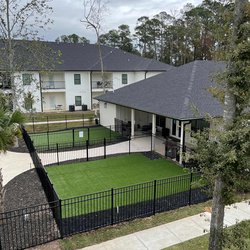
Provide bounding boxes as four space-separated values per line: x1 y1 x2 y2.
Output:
0 40 173 72
96 60 226 120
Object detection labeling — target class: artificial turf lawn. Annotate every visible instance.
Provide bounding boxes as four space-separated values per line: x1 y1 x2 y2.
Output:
30 126 120 147
46 153 187 199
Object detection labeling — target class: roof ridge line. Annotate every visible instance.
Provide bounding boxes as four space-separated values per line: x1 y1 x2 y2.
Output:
89 47 114 70
180 61 198 118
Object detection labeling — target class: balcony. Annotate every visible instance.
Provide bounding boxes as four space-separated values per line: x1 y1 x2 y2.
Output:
92 80 113 90
41 81 65 91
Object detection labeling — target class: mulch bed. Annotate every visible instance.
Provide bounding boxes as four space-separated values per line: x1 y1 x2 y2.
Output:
4 169 48 211
8 138 29 153
2 153 60 249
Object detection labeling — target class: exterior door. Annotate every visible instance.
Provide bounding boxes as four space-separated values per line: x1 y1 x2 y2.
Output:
49 95 56 109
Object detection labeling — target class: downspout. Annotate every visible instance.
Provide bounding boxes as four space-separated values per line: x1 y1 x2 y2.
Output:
183 121 191 151
144 71 148 79
39 73 43 112
90 71 93 109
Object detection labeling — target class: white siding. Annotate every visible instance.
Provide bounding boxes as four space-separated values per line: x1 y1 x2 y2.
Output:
112 72 135 90
112 71 161 90
145 72 161 79
99 101 116 126
116 105 131 122
14 72 41 112
65 72 91 111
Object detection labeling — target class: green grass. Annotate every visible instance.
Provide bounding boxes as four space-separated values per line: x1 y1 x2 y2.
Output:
46 154 195 217
46 154 187 198
165 220 250 250
30 126 120 147
165 235 209 250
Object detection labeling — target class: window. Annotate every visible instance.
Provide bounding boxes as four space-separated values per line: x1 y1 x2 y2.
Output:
74 74 81 85
122 74 128 84
156 115 165 127
0 72 11 88
22 73 32 85
75 96 82 106
191 119 210 133
172 119 181 137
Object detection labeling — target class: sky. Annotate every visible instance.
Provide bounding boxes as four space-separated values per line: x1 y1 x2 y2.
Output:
41 0 203 43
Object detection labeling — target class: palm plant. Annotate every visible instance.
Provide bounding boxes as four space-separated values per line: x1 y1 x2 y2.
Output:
0 108 25 152
0 108 25 214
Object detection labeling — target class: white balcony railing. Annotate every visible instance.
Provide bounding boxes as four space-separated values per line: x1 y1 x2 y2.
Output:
92 80 113 89
42 81 65 89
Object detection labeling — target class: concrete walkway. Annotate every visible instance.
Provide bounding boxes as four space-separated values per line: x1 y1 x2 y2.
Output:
81 200 250 250
0 151 34 186
25 118 91 125
38 136 153 165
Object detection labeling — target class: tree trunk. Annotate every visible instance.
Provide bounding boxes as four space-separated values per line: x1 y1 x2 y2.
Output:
208 1 245 248
208 176 225 250
0 169 4 215
6 0 16 111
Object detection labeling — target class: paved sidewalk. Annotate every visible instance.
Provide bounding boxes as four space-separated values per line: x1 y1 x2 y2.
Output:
0 151 34 186
81 200 250 250
25 118 90 125
38 136 152 165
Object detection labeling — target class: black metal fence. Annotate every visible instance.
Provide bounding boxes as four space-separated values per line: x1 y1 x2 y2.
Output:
37 137 131 166
26 112 95 133
0 128 210 250
29 125 129 152
0 201 61 250
60 173 209 237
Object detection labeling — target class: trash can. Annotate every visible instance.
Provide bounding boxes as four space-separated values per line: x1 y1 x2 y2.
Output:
82 104 87 111
69 105 75 112
95 118 99 125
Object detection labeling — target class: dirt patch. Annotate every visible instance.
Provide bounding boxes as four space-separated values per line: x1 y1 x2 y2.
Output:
27 240 61 250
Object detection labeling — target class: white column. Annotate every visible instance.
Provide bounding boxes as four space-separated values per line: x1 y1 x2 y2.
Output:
131 108 135 139
152 114 156 135
179 121 184 164
152 114 156 151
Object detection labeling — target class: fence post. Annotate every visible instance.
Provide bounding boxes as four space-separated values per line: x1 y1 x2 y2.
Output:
32 116 35 132
47 116 49 132
58 199 63 238
47 131 50 150
153 180 157 215
56 143 59 165
111 188 114 225
65 115 67 129
72 129 75 148
86 140 89 161
104 138 106 159
129 136 131 154
189 172 193 206
88 127 90 141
